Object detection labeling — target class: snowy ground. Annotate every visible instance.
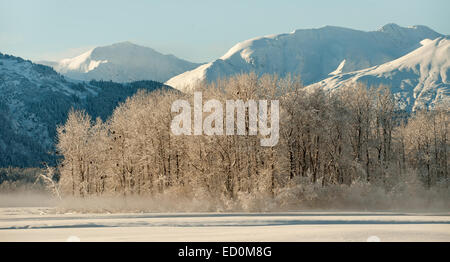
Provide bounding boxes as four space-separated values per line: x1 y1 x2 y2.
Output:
0 207 449 242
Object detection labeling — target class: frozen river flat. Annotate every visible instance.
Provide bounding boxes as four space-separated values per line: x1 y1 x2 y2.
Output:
0 207 449 242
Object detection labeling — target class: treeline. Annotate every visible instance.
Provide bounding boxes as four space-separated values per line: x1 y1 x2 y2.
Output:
56 73 448 200
85 80 172 121
0 76 168 167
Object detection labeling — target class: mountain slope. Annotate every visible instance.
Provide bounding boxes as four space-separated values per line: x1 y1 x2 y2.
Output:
307 37 450 111
0 52 169 167
166 23 442 92
40 42 202 83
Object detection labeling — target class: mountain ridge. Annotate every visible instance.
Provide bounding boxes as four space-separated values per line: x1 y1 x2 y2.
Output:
0 52 170 167
307 36 450 111
39 42 202 83
166 23 443 92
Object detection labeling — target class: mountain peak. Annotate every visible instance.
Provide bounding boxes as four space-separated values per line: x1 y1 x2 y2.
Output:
409 25 439 35
378 23 438 35
167 24 443 91
42 42 201 83
114 41 135 45
94 41 147 52
378 23 402 32
307 36 450 111
108 41 141 48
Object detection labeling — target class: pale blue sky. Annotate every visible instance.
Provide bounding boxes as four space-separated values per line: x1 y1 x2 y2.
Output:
1 0 449 63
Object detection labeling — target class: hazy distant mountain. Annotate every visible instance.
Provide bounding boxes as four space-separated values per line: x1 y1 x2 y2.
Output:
166 23 443 92
39 42 202 83
307 37 450 111
0 52 169 167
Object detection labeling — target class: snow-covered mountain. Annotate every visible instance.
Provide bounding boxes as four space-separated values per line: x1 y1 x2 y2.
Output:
307 37 450 111
166 23 442 92
40 42 202 83
0 52 169 167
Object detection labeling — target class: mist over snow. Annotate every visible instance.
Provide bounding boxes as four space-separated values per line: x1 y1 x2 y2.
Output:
1 0 449 242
